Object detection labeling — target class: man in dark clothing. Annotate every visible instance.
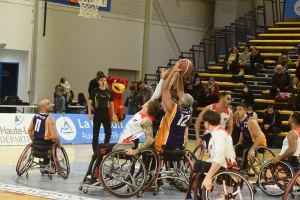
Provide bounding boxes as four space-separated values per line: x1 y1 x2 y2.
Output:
88 74 115 152
137 81 154 109
250 47 264 76
260 106 282 148
88 71 104 95
271 65 291 99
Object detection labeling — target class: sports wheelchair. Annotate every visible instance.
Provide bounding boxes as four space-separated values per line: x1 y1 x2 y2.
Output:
16 141 70 180
257 160 297 197
185 160 255 200
236 145 275 176
283 169 300 200
92 144 195 198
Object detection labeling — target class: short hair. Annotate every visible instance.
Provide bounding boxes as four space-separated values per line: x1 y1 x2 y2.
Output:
60 77 66 84
97 71 104 76
291 112 300 125
251 47 257 51
237 103 247 110
56 87 64 92
97 74 107 81
181 93 194 109
129 84 136 91
203 110 221 126
282 49 288 55
267 105 274 109
147 99 161 118
243 45 250 51
137 81 144 88
219 92 230 98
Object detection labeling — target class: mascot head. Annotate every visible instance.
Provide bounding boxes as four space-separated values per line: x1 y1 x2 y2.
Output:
107 76 129 93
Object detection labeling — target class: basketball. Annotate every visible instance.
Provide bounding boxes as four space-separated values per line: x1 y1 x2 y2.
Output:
179 59 194 76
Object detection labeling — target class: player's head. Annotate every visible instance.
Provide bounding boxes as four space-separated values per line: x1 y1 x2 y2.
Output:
218 92 231 108
37 99 53 113
143 99 161 118
236 103 247 118
289 112 300 127
97 74 107 86
179 93 194 109
203 110 221 130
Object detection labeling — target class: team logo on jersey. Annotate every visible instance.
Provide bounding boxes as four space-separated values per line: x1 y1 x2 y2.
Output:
13 115 24 125
56 117 76 141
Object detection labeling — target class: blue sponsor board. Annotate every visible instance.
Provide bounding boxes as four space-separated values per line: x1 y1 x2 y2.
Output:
284 0 300 19
51 114 145 144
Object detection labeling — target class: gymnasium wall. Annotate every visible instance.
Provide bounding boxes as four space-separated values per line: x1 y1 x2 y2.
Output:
0 0 214 103
0 0 33 102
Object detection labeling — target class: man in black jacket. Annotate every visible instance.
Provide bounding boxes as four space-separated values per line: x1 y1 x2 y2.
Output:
250 47 264 76
88 71 104 95
271 65 291 99
260 106 282 148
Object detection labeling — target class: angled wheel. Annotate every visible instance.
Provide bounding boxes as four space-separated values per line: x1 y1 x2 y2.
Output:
16 143 34 176
139 149 161 193
282 170 300 200
250 146 275 175
192 143 204 160
202 170 254 200
258 161 294 196
52 144 70 179
170 154 194 192
186 150 198 164
99 150 146 198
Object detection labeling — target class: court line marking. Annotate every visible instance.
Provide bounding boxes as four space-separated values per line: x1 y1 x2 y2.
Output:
0 183 97 200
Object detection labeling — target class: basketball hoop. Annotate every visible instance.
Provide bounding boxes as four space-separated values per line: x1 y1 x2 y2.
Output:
78 0 102 19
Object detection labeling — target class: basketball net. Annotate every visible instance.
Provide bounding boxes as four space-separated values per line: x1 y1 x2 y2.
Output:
78 0 101 19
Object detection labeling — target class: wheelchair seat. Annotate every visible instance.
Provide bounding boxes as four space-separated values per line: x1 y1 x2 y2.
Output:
161 145 186 162
32 140 52 159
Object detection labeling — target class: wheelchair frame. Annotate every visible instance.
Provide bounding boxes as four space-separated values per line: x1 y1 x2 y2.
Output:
16 143 70 180
282 169 300 200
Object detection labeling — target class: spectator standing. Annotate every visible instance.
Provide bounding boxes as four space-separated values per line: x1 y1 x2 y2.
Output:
250 47 264 76
128 84 137 115
205 77 220 103
261 106 282 148
271 65 291 99
236 46 251 75
137 81 154 109
59 77 71 113
224 47 239 74
54 87 65 113
240 84 254 105
288 77 300 111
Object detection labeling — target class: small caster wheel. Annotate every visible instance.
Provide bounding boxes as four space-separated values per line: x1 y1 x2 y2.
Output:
127 188 130 194
26 174 29 178
137 192 142 198
48 175 52 180
153 191 157 196
78 186 83 191
83 189 88 194
253 188 257 193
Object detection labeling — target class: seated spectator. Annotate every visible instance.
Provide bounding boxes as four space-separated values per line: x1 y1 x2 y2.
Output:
278 49 293 70
185 83 197 100
240 84 254 105
77 93 87 114
236 45 251 75
224 47 239 74
194 77 207 106
54 87 66 114
250 47 264 76
288 77 300 111
151 84 156 90
185 66 199 84
205 77 219 103
246 104 258 120
295 47 300 80
270 65 291 99
128 84 137 115
260 106 282 148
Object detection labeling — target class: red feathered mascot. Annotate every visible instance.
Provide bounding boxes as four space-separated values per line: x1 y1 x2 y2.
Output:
107 76 129 122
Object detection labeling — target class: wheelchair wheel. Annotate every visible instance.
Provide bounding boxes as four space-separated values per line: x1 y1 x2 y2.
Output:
202 170 254 200
192 143 204 160
16 143 34 176
250 146 275 175
186 150 198 164
139 149 161 193
99 150 146 198
52 144 70 179
282 170 300 200
170 154 194 192
258 161 294 196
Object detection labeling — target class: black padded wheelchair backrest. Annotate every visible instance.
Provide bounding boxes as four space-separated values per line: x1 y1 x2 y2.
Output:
161 145 186 162
32 140 52 159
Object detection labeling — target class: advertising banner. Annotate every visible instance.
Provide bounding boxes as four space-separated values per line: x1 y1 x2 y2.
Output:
0 114 143 145
284 0 300 20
